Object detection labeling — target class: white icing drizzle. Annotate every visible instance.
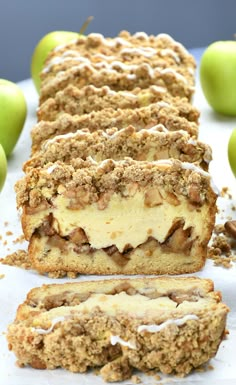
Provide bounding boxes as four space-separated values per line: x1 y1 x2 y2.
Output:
187 138 197 146
46 164 59 174
157 33 175 43
181 162 219 194
120 91 137 99
133 31 149 40
42 131 86 150
160 68 188 84
137 314 199 333
160 48 181 64
43 56 90 73
126 73 137 80
146 124 169 133
93 53 116 61
157 101 170 108
53 38 79 52
31 316 66 335
120 47 157 58
150 85 167 93
110 335 136 350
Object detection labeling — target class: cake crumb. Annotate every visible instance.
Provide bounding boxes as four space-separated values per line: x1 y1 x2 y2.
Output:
0 250 31 270
221 187 232 199
208 221 236 268
131 374 142 384
48 270 67 278
13 234 25 244
4 221 9 226
6 231 13 236
0 274 5 279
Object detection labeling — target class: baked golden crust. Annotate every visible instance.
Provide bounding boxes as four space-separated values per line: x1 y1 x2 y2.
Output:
31 102 199 153
16 158 216 209
15 158 217 275
24 127 211 172
45 31 195 65
37 85 196 122
7 277 229 381
39 62 195 104
42 31 195 83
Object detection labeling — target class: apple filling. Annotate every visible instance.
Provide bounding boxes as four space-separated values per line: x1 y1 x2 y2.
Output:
24 189 208 253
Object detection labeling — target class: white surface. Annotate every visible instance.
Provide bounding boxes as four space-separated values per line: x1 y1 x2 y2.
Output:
1 77 236 384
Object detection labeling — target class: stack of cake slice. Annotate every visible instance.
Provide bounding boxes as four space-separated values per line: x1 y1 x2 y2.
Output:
9 30 227 382
15 30 217 276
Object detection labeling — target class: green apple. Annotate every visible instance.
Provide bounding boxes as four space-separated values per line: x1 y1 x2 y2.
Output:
31 16 93 93
0 79 27 157
200 41 236 116
228 128 236 177
0 143 7 191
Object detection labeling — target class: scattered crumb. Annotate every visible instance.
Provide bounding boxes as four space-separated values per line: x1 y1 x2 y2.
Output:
0 250 31 270
0 235 2 241
221 187 232 199
207 364 214 371
208 221 236 268
153 374 162 380
13 234 25 244
131 374 142 384
5 231 13 236
0 274 5 279
3 240 7 246
4 221 9 227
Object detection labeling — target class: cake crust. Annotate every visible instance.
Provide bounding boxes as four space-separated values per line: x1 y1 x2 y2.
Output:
31 102 199 153
7 277 229 382
24 127 211 172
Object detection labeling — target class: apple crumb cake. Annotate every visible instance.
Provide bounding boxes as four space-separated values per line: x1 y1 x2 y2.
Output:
7 277 229 382
24 127 212 172
31 102 199 153
37 84 197 122
15 158 217 275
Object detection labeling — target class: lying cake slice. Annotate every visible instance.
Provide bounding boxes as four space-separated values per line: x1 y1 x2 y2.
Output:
37 84 194 122
7 277 229 382
39 61 194 104
43 31 195 81
31 102 199 153
15 158 217 276
24 127 211 172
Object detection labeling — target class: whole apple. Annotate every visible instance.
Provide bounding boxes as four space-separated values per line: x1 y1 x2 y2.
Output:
228 128 236 177
31 16 93 93
0 79 27 157
200 41 236 116
31 31 80 93
0 143 7 191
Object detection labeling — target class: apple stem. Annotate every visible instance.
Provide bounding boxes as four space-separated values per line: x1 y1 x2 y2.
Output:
79 16 94 35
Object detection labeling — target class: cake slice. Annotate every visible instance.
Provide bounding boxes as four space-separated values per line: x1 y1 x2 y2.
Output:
15 158 217 276
39 61 194 104
43 31 195 80
31 102 199 153
37 85 194 122
7 277 229 382
24 127 212 172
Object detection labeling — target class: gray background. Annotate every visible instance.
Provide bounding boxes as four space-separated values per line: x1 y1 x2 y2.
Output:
1 0 236 82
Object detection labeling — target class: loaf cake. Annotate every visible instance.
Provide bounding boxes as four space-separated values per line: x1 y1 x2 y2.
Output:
24 127 211 172
39 31 195 104
7 277 229 382
37 84 196 122
15 158 217 276
31 102 199 153
41 31 195 83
